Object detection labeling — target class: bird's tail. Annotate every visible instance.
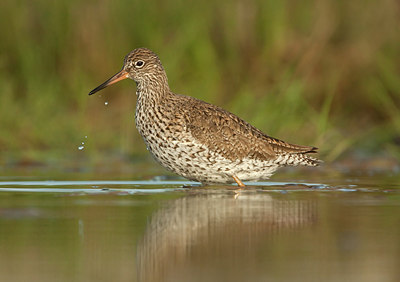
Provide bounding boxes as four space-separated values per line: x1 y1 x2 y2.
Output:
275 150 322 167
296 154 321 166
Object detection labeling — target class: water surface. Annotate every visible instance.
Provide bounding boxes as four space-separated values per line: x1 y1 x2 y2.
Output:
0 163 399 282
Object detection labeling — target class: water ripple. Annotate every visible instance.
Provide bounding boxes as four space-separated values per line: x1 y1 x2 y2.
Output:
0 180 396 194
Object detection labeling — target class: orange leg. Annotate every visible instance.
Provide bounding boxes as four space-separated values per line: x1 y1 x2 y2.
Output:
232 175 246 188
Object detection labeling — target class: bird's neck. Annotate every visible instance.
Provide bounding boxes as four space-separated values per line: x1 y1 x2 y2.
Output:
136 75 170 104
135 76 171 134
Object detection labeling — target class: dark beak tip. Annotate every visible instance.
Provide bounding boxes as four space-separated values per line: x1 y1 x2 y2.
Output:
88 84 107 96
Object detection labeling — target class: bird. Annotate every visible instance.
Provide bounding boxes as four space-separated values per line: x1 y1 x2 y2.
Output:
89 48 320 187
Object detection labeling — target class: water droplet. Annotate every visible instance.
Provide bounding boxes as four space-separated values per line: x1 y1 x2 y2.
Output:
78 145 84 150
104 101 108 106
81 142 85 145
85 136 88 139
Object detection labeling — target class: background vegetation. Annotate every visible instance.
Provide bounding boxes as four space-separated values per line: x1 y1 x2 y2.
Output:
1 0 399 165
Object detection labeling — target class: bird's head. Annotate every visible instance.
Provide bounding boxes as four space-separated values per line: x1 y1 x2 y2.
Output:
89 48 167 96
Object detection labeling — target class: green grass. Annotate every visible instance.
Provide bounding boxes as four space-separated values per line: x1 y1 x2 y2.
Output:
0 0 399 162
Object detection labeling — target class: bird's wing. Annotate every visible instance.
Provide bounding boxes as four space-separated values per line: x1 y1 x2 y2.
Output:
172 97 317 162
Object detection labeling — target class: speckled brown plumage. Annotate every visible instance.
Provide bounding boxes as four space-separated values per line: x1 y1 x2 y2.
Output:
89 48 321 185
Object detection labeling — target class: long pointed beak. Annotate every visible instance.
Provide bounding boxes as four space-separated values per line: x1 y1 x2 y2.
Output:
88 69 129 95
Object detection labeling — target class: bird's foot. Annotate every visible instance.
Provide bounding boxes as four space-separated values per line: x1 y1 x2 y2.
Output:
232 175 246 199
232 175 246 188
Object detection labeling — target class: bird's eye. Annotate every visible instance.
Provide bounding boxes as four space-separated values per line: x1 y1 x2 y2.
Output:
135 60 144 68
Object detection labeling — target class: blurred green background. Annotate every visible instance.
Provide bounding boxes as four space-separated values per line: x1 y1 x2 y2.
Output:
1 0 399 165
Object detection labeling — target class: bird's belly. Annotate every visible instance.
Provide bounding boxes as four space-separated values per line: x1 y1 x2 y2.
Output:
143 135 278 184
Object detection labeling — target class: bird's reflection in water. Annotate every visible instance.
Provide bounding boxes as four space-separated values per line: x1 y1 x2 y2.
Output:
137 190 317 282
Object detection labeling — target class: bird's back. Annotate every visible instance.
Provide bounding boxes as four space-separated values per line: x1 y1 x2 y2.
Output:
163 92 319 167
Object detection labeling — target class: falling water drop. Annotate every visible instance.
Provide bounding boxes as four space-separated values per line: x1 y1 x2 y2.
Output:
78 135 88 151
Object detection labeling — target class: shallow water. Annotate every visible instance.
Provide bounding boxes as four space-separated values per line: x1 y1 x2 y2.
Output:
0 163 399 282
